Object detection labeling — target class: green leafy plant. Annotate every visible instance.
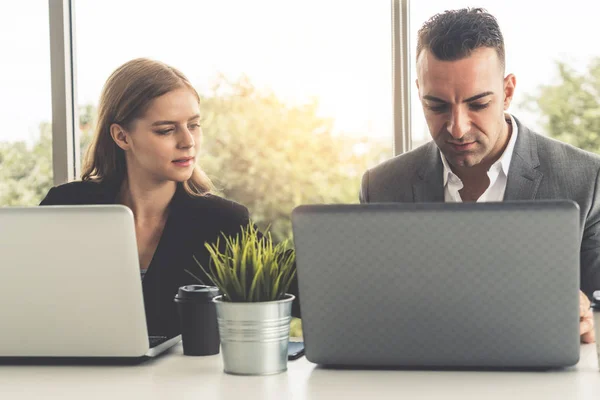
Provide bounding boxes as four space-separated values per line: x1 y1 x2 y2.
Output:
187 224 296 302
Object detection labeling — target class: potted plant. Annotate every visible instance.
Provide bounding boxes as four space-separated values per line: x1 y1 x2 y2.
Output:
189 224 296 375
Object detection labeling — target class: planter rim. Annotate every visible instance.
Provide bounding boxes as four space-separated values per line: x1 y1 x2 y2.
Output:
213 293 295 305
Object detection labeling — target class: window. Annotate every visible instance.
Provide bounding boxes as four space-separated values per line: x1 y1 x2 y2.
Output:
74 0 393 241
410 0 600 154
0 2 53 206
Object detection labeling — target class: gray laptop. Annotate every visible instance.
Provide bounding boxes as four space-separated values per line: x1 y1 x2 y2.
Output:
291 201 581 368
0 205 180 360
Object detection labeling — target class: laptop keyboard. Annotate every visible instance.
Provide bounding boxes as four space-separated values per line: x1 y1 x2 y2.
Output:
148 335 168 348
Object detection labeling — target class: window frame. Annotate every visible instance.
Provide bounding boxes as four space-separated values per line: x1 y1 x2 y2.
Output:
47 0 411 185
48 0 79 185
392 0 412 155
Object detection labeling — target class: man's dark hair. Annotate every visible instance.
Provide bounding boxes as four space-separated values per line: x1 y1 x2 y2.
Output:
416 8 505 70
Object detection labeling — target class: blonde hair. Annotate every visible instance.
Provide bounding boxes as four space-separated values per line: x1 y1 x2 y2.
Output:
81 58 213 196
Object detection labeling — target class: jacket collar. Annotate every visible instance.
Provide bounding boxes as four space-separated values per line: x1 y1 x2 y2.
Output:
94 177 195 211
503 116 543 200
412 141 445 202
411 115 543 202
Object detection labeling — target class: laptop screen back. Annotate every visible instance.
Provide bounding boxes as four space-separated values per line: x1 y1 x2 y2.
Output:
292 201 581 368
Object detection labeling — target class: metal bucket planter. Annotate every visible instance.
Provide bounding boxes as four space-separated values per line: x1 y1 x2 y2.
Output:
213 294 295 375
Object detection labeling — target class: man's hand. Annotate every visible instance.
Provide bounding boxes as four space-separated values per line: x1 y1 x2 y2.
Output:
579 290 595 344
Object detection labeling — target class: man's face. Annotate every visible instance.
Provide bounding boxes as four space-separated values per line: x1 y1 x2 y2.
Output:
416 47 516 170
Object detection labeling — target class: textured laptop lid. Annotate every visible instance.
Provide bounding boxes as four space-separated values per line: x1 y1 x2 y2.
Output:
292 201 581 368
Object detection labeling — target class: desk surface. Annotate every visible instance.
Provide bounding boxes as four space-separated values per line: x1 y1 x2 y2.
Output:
1 344 599 400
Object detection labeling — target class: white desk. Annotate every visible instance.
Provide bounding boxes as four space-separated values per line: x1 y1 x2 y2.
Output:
1 344 599 400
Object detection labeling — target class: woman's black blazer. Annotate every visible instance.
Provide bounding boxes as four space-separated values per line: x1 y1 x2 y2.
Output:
39 180 300 337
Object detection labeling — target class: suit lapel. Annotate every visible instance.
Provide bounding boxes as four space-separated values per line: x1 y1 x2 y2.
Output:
410 116 544 203
412 142 445 202
504 117 543 200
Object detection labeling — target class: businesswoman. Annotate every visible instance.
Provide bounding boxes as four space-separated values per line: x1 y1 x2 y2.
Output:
40 58 254 337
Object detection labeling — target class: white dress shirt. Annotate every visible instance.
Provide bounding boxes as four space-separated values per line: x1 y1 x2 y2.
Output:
441 114 519 203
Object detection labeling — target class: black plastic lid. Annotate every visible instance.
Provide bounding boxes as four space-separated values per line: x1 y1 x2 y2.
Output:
174 285 220 303
592 290 600 310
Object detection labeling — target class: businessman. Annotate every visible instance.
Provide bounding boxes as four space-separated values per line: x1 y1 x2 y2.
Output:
360 8 600 343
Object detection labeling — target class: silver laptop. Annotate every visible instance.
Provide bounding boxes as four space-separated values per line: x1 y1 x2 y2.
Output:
291 201 581 368
0 205 180 359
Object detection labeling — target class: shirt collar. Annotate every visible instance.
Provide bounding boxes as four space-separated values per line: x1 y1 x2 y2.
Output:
440 113 519 186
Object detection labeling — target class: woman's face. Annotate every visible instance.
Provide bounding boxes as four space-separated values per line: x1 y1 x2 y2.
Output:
116 87 202 184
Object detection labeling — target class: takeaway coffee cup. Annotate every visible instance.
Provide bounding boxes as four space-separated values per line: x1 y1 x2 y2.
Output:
174 285 220 356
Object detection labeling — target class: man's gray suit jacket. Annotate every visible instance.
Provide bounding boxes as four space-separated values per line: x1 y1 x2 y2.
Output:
360 116 600 298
